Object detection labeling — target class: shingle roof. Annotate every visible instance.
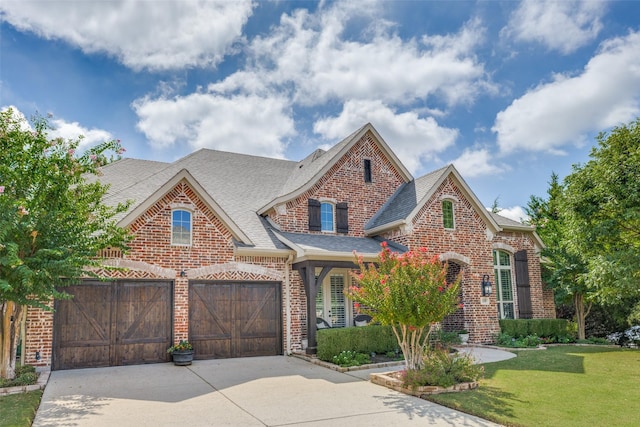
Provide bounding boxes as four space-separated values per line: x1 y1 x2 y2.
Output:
99 149 298 249
366 166 449 231
275 231 407 255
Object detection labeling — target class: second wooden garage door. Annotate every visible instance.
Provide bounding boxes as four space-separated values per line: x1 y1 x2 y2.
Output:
189 281 282 359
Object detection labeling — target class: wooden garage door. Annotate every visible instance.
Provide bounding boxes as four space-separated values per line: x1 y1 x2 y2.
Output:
189 281 282 359
53 280 173 370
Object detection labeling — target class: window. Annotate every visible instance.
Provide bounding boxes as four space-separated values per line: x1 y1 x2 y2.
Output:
320 202 334 232
493 250 515 319
172 210 192 245
442 200 454 229
363 159 372 183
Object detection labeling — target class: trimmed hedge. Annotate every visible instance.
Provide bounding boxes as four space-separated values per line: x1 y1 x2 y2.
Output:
316 325 398 362
499 319 576 340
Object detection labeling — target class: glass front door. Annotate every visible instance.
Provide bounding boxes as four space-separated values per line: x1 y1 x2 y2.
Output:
316 273 347 327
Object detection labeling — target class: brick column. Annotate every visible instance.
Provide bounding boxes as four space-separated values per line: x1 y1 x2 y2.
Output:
173 275 189 343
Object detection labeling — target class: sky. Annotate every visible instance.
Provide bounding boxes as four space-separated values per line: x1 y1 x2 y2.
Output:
1 0 639 223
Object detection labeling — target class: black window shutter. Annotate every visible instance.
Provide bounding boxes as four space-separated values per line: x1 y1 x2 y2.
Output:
336 202 348 233
308 199 321 231
515 250 533 319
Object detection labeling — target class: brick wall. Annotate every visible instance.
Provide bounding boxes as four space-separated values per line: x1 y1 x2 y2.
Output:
269 131 406 236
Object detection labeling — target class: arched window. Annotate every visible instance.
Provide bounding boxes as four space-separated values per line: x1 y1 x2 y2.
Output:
320 202 334 232
442 199 454 229
493 250 515 319
172 209 192 245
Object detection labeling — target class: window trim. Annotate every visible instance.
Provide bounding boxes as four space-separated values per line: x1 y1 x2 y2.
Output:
442 199 455 230
320 201 335 232
171 209 193 246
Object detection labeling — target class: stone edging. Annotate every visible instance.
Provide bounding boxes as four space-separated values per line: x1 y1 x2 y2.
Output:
291 352 404 373
0 369 50 396
370 371 478 396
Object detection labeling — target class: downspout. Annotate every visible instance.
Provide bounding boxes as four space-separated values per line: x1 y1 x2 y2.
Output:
285 254 294 355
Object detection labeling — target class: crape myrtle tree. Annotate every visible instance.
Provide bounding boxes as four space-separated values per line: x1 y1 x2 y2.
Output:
346 242 461 370
527 119 640 339
0 109 130 380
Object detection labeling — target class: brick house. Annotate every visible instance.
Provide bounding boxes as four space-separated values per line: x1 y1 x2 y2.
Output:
24 123 555 370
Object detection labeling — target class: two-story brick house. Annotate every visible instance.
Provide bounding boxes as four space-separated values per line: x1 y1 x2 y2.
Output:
24 123 555 370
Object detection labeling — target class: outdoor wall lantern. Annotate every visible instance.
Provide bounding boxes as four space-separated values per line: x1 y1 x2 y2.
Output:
481 274 492 297
180 270 187 278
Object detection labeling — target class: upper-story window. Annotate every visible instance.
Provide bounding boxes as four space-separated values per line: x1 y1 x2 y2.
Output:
442 199 454 229
363 159 372 183
172 209 192 245
320 202 335 232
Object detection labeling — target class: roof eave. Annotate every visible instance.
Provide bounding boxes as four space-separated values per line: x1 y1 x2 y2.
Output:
363 219 407 237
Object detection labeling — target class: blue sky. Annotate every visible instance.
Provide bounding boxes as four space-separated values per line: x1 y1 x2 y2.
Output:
2 0 639 222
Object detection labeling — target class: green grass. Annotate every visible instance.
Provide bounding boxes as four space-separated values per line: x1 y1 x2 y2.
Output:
0 390 42 427
426 346 640 427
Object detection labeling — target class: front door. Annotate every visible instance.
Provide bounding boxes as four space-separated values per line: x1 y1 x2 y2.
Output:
316 273 349 327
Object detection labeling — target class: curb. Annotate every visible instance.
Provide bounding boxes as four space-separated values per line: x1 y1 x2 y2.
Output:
0 368 50 396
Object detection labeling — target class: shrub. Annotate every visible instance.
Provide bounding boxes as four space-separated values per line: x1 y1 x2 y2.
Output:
495 332 541 348
0 366 38 388
607 325 640 347
499 319 576 343
401 349 484 389
331 350 371 367
316 325 397 362
15 365 36 376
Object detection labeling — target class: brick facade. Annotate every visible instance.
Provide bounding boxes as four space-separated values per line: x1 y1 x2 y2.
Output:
25 127 553 368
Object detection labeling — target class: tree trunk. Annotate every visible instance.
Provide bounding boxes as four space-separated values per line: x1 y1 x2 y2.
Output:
0 301 22 380
392 324 432 371
574 293 586 340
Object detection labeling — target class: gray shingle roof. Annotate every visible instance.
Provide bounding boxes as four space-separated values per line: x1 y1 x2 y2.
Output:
489 211 534 230
276 231 407 254
366 166 449 231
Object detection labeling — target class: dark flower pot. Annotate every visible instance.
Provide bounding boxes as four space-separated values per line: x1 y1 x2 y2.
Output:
171 350 194 366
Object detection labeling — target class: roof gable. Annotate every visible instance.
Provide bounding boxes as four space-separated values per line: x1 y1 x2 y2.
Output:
365 164 501 235
258 123 413 215
118 169 252 244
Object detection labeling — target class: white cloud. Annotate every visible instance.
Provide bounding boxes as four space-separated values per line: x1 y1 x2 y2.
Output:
132 93 295 158
211 5 491 107
490 206 530 224
452 148 506 178
49 119 113 151
493 31 640 154
503 0 605 54
0 0 254 71
1 105 112 150
313 100 458 174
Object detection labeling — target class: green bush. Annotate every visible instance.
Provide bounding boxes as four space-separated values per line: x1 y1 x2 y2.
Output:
316 325 398 362
15 365 36 376
332 350 371 367
499 319 576 342
402 349 484 388
0 366 38 388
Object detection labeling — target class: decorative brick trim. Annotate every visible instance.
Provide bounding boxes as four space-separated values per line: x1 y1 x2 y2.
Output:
187 262 282 280
439 251 471 265
492 242 516 253
97 258 176 278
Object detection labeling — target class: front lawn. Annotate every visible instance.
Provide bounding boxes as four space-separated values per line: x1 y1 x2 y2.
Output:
0 390 42 427
426 346 639 427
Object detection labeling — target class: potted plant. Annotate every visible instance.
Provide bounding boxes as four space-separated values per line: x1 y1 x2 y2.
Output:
458 330 470 344
168 340 194 366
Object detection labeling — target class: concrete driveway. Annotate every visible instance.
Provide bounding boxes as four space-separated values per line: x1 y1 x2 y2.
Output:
33 355 501 427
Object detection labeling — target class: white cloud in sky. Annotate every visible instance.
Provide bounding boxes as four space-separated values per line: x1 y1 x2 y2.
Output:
504 0 605 54
132 93 294 158
452 147 506 178
313 100 458 174
49 119 113 151
493 30 640 154
0 0 254 71
1 105 112 150
134 2 490 168
490 206 530 224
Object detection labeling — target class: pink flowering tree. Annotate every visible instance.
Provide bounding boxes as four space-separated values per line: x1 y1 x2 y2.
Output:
0 109 130 380
346 242 461 370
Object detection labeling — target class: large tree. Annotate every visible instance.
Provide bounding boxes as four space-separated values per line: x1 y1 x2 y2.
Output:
528 119 640 339
0 109 130 379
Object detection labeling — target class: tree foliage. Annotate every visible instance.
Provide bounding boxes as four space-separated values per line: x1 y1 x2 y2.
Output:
0 108 131 379
527 119 640 338
346 242 460 370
